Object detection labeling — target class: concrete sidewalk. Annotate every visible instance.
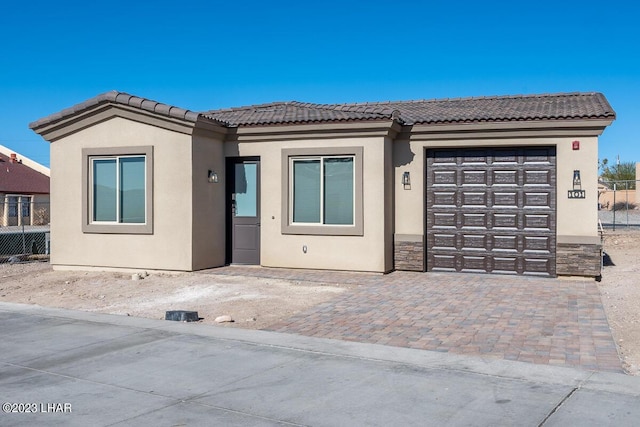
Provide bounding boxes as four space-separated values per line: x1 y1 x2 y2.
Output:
0 302 638 426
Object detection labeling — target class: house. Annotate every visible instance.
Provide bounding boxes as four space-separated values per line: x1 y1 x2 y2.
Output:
0 144 50 227
29 91 615 278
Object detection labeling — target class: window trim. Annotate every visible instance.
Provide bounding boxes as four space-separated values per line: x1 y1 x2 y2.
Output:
82 146 153 234
281 147 363 236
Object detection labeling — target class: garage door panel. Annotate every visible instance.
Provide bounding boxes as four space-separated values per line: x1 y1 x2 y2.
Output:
493 192 519 207
524 170 552 185
429 212 456 228
460 255 488 272
523 213 552 230
461 234 487 251
492 235 518 251
523 236 552 253
493 170 518 185
522 257 553 275
461 213 488 228
426 147 556 277
431 233 457 250
492 257 519 274
523 192 551 208
462 191 487 206
491 149 518 164
433 170 457 185
432 191 457 206
523 148 555 163
462 170 488 185
430 254 457 271
493 213 519 229
462 150 490 164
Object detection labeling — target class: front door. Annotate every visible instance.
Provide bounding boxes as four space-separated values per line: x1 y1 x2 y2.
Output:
227 158 260 264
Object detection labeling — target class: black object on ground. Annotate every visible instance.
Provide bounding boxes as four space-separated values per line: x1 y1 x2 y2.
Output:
165 310 199 322
603 252 615 267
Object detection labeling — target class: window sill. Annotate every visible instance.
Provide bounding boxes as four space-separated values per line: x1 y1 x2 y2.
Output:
82 223 153 234
282 223 363 236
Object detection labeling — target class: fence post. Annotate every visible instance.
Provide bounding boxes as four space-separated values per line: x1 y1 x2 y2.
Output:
626 180 629 227
21 222 26 255
613 183 616 231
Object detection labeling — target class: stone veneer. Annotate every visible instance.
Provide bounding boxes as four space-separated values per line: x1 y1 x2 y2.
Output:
394 235 424 272
556 243 602 278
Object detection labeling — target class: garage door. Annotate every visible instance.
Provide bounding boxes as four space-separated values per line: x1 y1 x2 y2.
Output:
426 147 556 276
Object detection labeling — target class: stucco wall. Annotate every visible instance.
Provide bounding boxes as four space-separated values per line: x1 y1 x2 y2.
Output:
50 117 196 271
191 130 226 270
226 135 391 273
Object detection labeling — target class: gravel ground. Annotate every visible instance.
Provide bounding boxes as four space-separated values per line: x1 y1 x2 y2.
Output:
598 208 640 227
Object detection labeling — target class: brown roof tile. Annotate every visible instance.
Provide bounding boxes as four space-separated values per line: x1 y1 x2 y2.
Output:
202 101 395 126
208 92 614 127
337 92 616 125
31 91 615 133
29 91 228 130
0 153 50 194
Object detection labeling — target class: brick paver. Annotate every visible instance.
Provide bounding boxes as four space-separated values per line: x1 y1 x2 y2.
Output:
203 266 622 372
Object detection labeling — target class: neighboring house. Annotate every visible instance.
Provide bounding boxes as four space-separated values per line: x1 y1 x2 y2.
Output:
0 144 50 227
30 91 615 278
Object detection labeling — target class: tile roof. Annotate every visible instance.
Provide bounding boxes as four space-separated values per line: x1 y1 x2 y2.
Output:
0 152 50 194
31 91 615 132
202 101 398 126
206 92 615 126
29 91 227 130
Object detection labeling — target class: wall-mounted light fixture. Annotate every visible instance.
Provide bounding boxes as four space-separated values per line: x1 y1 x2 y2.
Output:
207 169 219 183
402 171 411 186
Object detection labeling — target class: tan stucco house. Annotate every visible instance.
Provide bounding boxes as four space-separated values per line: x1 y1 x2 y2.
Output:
30 91 615 278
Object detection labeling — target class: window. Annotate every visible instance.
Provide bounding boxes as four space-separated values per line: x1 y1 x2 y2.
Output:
91 156 145 223
8 196 18 217
82 147 153 234
282 147 363 236
292 157 354 225
21 196 31 217
6 196 30 217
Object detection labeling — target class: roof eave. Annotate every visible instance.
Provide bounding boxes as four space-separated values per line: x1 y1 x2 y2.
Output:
229 119 402 142
408 117 615 140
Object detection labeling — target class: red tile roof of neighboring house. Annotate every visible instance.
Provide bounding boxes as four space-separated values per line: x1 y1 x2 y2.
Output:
0 152 50 194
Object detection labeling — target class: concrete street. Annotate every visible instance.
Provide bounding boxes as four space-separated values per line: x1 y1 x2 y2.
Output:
0 301 638 426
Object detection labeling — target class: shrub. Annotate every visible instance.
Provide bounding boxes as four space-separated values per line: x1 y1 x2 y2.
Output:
612 202 638 211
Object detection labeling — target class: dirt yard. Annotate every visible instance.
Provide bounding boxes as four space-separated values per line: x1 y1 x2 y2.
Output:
0 265 358 330
598 227 640 375
0 229 638 375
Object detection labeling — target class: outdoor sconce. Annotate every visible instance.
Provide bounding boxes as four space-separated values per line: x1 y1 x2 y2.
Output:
402 171 411 186
207 169 219 183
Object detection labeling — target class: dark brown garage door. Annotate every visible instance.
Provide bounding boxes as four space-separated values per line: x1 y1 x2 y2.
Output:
426 147 556 276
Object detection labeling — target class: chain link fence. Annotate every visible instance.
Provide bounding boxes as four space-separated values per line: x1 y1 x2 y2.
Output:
598 180 639 229
0 201 50 263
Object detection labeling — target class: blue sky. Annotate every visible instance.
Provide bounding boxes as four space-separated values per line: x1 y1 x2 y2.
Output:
1 1 638 168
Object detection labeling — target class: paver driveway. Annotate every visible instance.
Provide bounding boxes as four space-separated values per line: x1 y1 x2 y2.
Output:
206 267 622 372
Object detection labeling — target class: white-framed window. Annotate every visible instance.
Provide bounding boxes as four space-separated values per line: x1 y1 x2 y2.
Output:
281 147 363 236
291 156 354 225
82 146 153 234
7 195 30 217
90 155 146 224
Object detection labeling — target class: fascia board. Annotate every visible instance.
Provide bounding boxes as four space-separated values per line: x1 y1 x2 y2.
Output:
230 120 401 142
408 119 615 140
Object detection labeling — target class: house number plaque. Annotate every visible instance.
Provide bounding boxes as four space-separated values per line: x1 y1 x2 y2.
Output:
568 169 586 199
